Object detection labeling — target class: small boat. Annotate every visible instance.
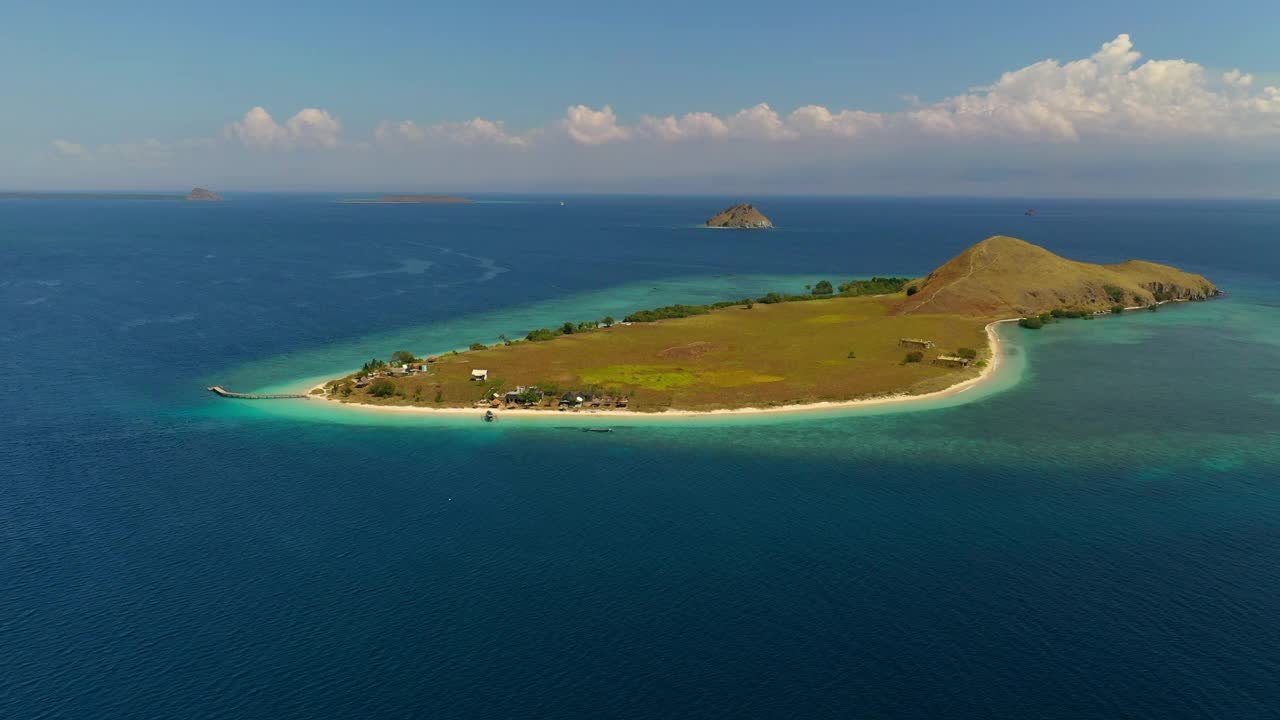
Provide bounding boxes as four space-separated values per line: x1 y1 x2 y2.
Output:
483 410 496 422
1025 208 1037 216
585 427 613 433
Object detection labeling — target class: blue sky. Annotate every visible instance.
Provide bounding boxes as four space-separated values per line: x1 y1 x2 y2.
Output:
4 0 1279 194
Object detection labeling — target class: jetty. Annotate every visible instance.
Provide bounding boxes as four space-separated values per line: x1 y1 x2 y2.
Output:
207 386 306 400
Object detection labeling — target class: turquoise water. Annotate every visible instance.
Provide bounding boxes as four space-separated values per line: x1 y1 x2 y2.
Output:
3 196 1279 718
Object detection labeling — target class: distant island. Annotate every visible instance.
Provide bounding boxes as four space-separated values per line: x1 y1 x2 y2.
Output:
306 236 1217 415
340 195 473 204
706 203 773 229
185 187 223 201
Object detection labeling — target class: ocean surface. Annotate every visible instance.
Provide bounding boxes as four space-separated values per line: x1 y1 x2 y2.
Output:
3 195 1279 718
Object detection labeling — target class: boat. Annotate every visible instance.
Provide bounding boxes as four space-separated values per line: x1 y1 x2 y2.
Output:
1025 208 1037 216
483 410 496 422
585 427 613 433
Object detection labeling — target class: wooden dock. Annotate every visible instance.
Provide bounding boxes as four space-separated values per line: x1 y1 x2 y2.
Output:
207 385 307 400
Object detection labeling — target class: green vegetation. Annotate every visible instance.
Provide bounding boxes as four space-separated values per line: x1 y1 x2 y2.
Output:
904 351 924 363
955 347 978 360
1111 304 1126 314
1019 316 1045 330
812 280 833 295
847 351 857 359
469 342 488 351
390 350 417 365
838 277 912 296
1104 285 1126 303
906 285 919 296
369 379 395 397
361 358 388 374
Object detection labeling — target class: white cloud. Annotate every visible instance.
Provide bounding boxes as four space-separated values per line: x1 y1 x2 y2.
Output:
375 117 528 147
725 103 793 140
51 139 85 156
227 106 342 149
1223 69 1253 90
638 111 729 141
562 104 631 145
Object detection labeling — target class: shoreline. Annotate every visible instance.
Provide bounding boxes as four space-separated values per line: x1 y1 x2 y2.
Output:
300 319 1015 421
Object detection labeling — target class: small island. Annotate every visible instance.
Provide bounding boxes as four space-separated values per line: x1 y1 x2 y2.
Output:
341 195 472 204
706 203 773 229
309 236 1217 415
185 187 223 201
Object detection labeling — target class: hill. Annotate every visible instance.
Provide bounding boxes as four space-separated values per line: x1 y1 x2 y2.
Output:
894 236 1218 316
706 203 773 229
185 187 223 201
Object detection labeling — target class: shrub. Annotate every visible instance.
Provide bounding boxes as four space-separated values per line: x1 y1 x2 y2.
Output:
1019 316 1045 330
812 280 833 295
906 285 919 296
1104 285 1126 303
562 321 576 334
1111 304 1125 314
434 388 443 403
904 351 923 363
955 347 978 360
526 328 559 342
390 350 417 365
602 315 615 326
361 358 387 374
847 351 857 359
757 292 785 304
369 379 395 397
469 342 487 351
838 277 912 296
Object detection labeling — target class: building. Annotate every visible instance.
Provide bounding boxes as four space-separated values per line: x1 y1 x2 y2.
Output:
899 338 936 349
933 355 971 368
471 369 489 382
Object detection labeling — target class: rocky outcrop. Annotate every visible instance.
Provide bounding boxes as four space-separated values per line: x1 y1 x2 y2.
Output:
186 188 223 201
706 203 773 229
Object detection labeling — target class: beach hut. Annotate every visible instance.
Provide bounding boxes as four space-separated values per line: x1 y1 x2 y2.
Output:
471 369 489 382
933 355 971 368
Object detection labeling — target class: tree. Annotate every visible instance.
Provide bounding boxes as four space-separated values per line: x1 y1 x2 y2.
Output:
469 342 487 351
1104 285 1126 304
361 358 388 374
370 379 395 397
562 321 576 334
847 351 857 359
812 280 833 295
904 351 924 363
498 334 511 346
955 347 978 360
1019 316 1045 329
1111 304 1125 314
602 315 615 326
390 350 416 365
906 285 919 296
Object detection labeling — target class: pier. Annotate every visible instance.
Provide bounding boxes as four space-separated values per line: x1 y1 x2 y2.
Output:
207 386 307 400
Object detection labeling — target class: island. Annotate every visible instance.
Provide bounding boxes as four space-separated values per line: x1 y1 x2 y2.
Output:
706 203 773 229
311 236 1217 415
340 195 473 204
185 187 223 201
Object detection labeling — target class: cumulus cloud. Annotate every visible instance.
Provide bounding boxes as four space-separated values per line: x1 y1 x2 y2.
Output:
562 104 631 145
375 117 528 147
227 106 342 149
638 111 729 141
51 139 85 156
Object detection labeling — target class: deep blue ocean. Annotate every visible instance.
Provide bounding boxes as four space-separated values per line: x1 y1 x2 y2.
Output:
3 195 1279 719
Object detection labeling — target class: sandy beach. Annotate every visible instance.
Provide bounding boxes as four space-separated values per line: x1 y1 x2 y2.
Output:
301 319 1015 421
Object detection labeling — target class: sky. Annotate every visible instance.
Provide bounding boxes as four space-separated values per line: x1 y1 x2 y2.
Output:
3 0 1279 195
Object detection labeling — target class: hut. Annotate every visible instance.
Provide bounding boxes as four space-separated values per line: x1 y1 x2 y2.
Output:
933 355 971 368
470 369 489 382
899 338 936 349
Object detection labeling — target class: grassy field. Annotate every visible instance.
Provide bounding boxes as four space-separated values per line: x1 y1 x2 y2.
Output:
330 294 992 411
